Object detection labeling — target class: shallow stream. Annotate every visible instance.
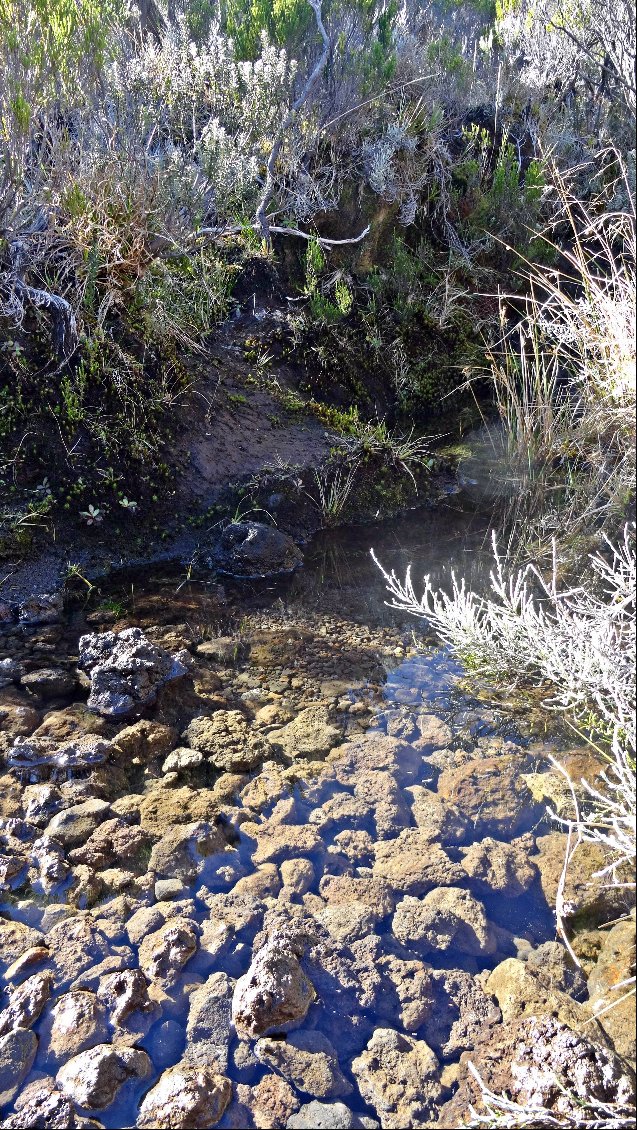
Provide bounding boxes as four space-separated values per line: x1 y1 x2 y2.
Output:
0 489 587 1129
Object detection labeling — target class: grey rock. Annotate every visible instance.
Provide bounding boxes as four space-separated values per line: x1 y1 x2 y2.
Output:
0 658 25 688
8 736 110 784
18 593 63 625
45 915 111 990
154 877 187 901
162 748 204 774
422 968 502 1059
97 967 156 1029
79 627 188 717
287 1102 379 1129
439 1015 635 1126
45 798 111 848
149 821 229 883
0 1027 38 1106
184 971 234 1071
526 941 588 1000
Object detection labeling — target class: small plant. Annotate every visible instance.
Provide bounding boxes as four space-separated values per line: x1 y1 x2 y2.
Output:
118 497 138 513
308 459 360 526
79 504 103 525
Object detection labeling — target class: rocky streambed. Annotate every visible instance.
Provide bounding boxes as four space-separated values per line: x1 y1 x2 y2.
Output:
0 514 635 1129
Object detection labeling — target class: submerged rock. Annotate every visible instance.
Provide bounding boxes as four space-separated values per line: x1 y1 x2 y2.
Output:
0 970 51 1035
255 1030 352 1099
392 889 497 956
351 1027 442 1129
287 1101 379 1128
137 1064 232 1128
232 934 316 1038
79 628 189 717
0 1028 38 1106
56 1042 152 1109
208 521 303 578
437 755 540 838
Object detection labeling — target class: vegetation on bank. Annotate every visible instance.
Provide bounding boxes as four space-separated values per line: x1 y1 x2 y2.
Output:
1 0 634 552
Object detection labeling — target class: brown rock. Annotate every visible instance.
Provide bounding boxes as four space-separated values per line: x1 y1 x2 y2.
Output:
249 823 324 866
586 915 636 1060
393 889 497 956
534 833 633 926
232 936 315 1038
255 1029 352 1098
182 710 270 772
40 990 109 1067
438 1015 635 1128
351 1027 441 1129
113 719 177 763
139 786 221 835
437 756 539 838
460 835 537 897
138 917 198 985
485 958 587 1028
372 829 465 895
250 1073 300 1128
56 1042 152 1109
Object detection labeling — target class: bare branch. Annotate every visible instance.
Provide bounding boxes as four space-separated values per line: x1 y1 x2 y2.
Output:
255 0 331 245
194 222 370 249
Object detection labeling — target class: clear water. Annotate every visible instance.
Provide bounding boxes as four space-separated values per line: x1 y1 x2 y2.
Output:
2 487 562 1128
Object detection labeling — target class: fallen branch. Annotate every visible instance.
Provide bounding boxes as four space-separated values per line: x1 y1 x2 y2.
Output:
194 221 370 249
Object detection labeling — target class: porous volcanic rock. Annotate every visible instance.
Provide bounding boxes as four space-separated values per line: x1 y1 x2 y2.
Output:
137 1063 232 1128
269 704 343 762
182 710 271 772
437 755 540 838
56 1042 152 1110
0 1028 38 1107
438 1015 635 1128
255 1030 352 1099
232 934 316 1038
79 627 189 717
351 1027 442 1129
392 889 497 956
